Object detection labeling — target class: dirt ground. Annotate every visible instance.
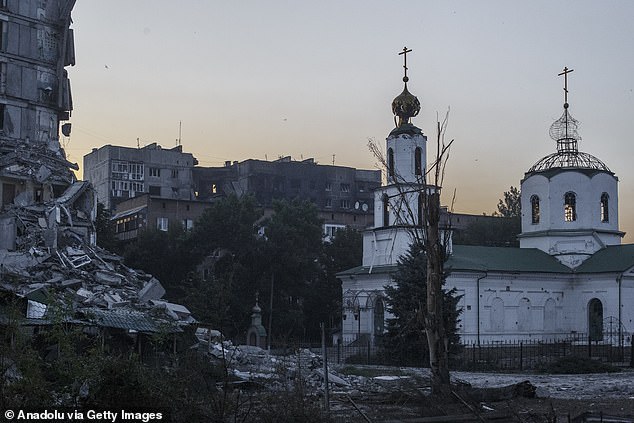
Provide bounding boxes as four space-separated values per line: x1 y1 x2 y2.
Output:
326 367 634 422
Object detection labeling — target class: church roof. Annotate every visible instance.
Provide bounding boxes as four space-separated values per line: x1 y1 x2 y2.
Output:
448 245 571 274
575 244 634 273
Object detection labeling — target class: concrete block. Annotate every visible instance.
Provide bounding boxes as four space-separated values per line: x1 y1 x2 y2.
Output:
138 277 165 302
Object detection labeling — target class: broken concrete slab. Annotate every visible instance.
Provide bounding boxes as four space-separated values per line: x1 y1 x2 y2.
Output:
138 277 165 302
94 270 122 286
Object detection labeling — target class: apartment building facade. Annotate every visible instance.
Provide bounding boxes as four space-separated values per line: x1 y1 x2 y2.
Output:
193 157 382 234
83 143 198 211
0 0 77 210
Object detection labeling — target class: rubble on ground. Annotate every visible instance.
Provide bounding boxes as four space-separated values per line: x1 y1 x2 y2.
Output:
0 181 194 334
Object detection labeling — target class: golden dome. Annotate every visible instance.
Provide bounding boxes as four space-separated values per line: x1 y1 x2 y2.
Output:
391 81 420 127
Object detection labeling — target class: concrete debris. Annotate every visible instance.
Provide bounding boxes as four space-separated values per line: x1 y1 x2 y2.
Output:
0 179 195 335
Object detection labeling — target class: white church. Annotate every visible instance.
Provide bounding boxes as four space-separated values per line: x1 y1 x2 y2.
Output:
339 59 634 346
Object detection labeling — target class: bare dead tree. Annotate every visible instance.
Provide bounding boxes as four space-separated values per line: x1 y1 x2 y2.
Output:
368 110 454 394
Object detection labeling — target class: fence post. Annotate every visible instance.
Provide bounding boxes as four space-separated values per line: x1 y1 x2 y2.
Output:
367 341 371 364
588 336 592 358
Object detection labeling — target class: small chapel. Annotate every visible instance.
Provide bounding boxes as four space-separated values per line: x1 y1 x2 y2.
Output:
339 51 634 347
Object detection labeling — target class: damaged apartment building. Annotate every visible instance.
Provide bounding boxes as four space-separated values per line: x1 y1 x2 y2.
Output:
0 1 196 354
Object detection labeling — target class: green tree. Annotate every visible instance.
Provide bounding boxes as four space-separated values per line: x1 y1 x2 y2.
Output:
382 243 462 366
495 186 521 218
263 199 324 342
316 227 363 333
95 202 119 252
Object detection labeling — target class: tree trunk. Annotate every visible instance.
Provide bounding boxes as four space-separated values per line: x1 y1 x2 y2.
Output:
425 192 450 394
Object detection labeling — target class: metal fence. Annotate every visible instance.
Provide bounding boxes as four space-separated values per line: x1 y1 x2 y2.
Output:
290 334 634 371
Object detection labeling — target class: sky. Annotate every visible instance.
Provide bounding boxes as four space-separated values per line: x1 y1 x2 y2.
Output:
65 1 634 240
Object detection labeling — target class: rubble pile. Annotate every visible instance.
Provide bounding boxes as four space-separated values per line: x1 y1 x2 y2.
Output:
0 181 194 334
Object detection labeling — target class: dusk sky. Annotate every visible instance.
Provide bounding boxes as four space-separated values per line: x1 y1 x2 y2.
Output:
66 1 634 240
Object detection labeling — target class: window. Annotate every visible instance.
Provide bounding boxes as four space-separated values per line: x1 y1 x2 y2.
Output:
149 167 161 177
157 217 168 231
531 195 540 224
340 183 350 192
600 193 609 222
148 185 161 196
325 182 332 192
324 224 345 240
564 192 576 222
171 169 179 178
414 147 422 176
340 199 350 209
0 63 6 94
182 219 194 231
0 21 5 52
129 162 144 180
382 194 390 227
325 198 332 208
387 148 394 179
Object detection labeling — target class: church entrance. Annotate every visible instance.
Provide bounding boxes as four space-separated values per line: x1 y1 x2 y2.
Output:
588 298 603 341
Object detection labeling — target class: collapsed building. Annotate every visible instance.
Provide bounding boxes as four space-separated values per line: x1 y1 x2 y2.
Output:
0 0 195 354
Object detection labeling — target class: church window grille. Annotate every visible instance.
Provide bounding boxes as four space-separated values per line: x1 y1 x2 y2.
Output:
531 195 540 224
414 147 422 176
387 148 394 179
600 193 609 222
382 194 390 227
588 298 603 341
564 192 576 222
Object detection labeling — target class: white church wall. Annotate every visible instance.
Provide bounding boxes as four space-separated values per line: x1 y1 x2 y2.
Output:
446 272 570 343
362 227 413 267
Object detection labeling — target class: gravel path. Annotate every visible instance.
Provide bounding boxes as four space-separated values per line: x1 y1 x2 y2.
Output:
451 369 634 399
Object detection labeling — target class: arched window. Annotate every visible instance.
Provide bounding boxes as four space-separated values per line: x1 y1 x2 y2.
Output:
374 298 385 336
588 298 603 341
601 193 609 222
414 147 422 176
544 298 557 332
387 148 394 179
490 297 504 332
564 192 576 222
531 195 540 224
517 298 531 331
382 194 390 227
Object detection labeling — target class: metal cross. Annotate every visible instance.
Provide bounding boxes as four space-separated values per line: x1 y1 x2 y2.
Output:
558 66 574 105
399 47 412 81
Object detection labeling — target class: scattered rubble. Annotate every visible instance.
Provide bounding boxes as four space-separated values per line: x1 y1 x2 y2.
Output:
0 181 195 337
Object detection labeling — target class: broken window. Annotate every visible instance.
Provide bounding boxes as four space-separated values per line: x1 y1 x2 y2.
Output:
600 192 609 222
387 148 394 179
531 195 540 224
148 185 160 196
340 199 350 209
414 147 422 176
340 183 350 192
182 219 193 231
156 217 168 232
171 169 179 178
149 167 161 177
564 192 576 222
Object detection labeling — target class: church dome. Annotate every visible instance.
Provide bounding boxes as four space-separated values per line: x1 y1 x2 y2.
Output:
527 108 611 174
391 81 420 126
